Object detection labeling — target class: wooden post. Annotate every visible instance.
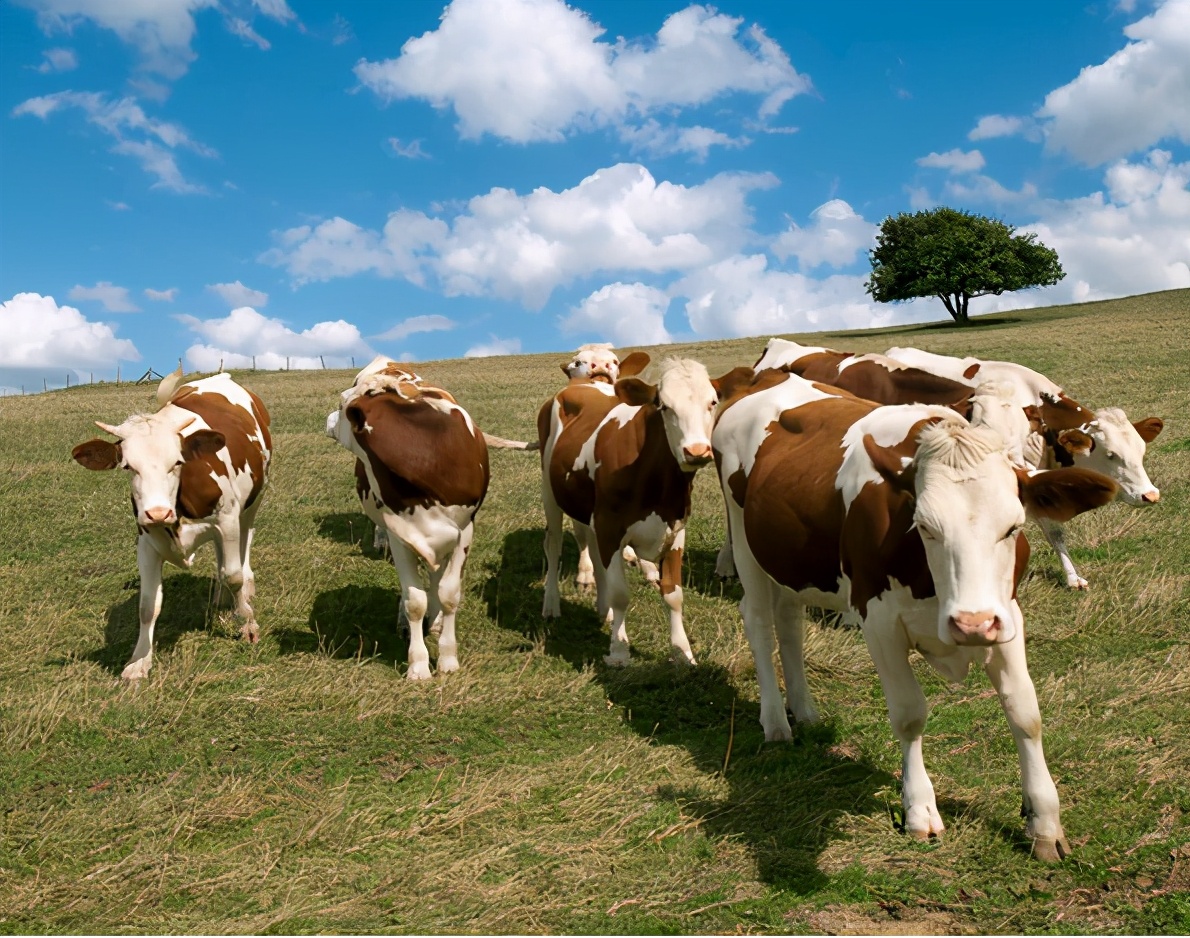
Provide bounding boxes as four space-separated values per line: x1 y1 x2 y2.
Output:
116 365 121 385
252 355 256 371
320 355 325 369
351 356 355 368
218 357 223 373
90 372 94 384
44 378 48 392
286 356 290 371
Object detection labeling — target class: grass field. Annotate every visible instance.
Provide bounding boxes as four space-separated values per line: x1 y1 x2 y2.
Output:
1 289 1188 934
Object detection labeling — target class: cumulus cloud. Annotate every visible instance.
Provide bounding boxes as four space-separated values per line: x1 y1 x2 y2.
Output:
563 282 673 346
207 280 268 308
1038 0 1190 165
618 120 748 161
968 114 1038 141
916 148 986 174
373 314 456 341
0 292 140 370
12 90 216 192
264 162 776 308
178 306 374 371
942 174 1039 205
772 199 878 270
68 281 139 312
36 47 77 72
464 335 522 357
354 0 810 146
144 287 177 301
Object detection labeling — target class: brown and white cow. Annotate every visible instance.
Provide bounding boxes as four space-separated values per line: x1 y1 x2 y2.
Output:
326 356 489 680
712 369 1117 859
72 370 272 681
539 358 726 666
885 346 1164 589
562 343 624 383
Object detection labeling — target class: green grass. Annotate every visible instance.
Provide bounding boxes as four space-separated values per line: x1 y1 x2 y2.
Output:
2 288 1188 934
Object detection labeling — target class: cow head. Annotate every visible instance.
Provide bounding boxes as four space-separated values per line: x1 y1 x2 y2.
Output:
614 358 721 470
867 421 1117 647
1056 408 1163 507
562 343 620 383
72 413 225 527
968 380 1032 467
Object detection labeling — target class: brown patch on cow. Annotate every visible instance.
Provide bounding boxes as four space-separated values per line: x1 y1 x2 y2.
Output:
963 362 982 380
541 382 624 523
1133 416 1164 443
742 397 876 596
659 545 683 596
172 390 270 516
784 351 973 411
843 478 934 617
1012 531 1031 599
716 367 790 419
613 376 657 407
1057 428 1094 456
1017 466 1119 523
1037 393 1095 432
710 366 755 404
727 466 748 508
347 393 489 513
617 351 650 377
72 439 121 471
354 457 377 507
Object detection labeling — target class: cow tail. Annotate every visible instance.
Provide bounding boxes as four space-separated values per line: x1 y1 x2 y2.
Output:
482 433 540 451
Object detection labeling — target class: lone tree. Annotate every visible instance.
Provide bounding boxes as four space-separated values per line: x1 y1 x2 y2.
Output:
865 207 1064 324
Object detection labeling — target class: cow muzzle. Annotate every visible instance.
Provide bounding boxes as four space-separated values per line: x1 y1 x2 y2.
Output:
682 443 713 466
947 610 1004 646
1140 489 1160 505
142 506 177 526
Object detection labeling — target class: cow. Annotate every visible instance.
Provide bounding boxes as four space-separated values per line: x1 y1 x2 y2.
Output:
885 346 1164 589
71 369 272 681
562 342 624 383
538 357 729 666
326 356 489 680
711 368 1118 859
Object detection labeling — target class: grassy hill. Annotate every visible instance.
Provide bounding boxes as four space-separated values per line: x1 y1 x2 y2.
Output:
1 288 1188 934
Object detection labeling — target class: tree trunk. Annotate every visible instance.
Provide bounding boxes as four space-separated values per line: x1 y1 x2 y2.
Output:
938 293 958 320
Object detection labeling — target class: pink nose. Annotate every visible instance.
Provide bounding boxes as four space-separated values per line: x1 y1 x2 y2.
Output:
144 506 176 525
1141 490 1160 505
948 611 1002 645
683 443 713 464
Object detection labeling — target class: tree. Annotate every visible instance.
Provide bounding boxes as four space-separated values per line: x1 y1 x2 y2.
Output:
865 207 1064 324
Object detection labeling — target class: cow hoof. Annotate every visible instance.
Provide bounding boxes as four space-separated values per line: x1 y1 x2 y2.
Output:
405 662 433 681
763 724 793 743
671 650 697 667
240 623 259 644
437 657 459 674
121 659 152 682
1032 834 1071 862
603 652 631 668
786 703 820 725
1067 576 1089 591
904 805 945 840
542 596 561 619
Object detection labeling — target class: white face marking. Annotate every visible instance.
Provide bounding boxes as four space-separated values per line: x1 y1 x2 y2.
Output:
652 359 718 470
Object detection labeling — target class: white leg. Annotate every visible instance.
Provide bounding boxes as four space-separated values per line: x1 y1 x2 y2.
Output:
602 549 632 667
541 478 564 618
984 601 1069 861
658 529 695 665
715 510 737 579
432 522 474 674
773 592 818 723
576 522 596 591
216 515 257 643
862 613 944 839
124 535 164 681
236 502 260 642
390 540 432 680
1038 517 1087 590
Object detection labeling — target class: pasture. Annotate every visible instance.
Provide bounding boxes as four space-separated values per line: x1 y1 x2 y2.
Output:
1 289 1188 934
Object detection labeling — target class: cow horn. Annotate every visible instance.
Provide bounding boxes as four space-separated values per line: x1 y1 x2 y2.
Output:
156 364 186 410
94 420 122 437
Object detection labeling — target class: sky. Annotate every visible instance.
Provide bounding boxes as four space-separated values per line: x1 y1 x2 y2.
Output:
1 0 1188 392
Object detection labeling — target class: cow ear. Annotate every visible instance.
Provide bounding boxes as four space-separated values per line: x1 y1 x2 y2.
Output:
863 433 915 492
711 366 754 402
1023 405 1044 434
182 429 225 460
345 402 368 433
560 361 575 376
617 351 650 378
1133 417 1163 443
1018 466 1118 522
72 439 120 471
614 377 657 406
1057 428 1094 455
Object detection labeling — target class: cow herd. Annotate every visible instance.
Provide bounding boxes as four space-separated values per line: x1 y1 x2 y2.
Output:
71 338 1164 862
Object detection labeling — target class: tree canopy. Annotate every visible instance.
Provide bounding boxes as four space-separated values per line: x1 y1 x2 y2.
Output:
865 207 1065 324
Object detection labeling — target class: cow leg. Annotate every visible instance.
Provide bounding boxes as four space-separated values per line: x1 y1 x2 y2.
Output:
431 522 474 674
574 523 597 591
603 550 633 667
217 516 257 643
390 540 432 680
658 529 696 665
541 478 564 618
730 528 790 740
715 513 737 579
1037 517 1087 590
124 535 164 681
984 602 1069 862
236 502 261 641
772 592 819 724
210 538 232 609
862 614 944 840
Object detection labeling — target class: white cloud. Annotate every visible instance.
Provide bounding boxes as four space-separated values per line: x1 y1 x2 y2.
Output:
68 281 139 312
207 280 268 308
226 17 270 49
144 287 177 301
968 114 1038 141
916 148 986 174
354 0 810 146
12 90 215 192
178 306 374 371
942 174 1039 205
36 47 77 72
264 162 776 308
618 120 748 161
0 292 139 368
563 282 673 346
772 199 878 270
252 0 296 23
464 335 522 357
106 199 131 210
373 314 456 341
387 137 429 159
1037 0 1190 165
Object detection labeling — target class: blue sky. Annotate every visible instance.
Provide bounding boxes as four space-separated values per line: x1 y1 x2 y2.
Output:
2 0 1188 391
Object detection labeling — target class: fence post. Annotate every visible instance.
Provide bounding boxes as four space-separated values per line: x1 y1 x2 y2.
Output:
351 356 355 368
44 378 48 392
286 356 290 371
66 373 70 388
252 355 256 371
320 355 325 369
116 365 121 385
90 372 93 384
218 357 223 373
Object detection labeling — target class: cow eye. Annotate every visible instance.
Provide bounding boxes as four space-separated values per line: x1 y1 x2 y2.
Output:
916 524 937 540
175 459 185 468
1004 523 1023 540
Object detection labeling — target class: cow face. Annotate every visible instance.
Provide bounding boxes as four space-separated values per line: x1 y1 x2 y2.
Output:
72 414 225 527
1066 408 1163 506
615 358 718 470
563 344 620 382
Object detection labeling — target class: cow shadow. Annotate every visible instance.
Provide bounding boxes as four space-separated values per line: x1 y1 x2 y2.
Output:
274 585 406 666
482 527 906 891
315 511 378 554
87 571 225 675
